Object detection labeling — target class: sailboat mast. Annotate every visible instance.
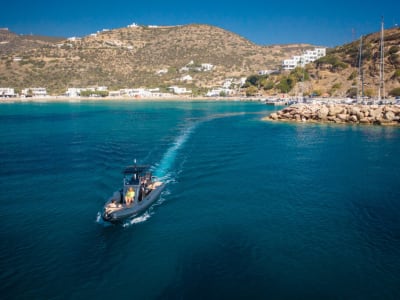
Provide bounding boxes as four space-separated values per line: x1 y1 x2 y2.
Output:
358 35 363 102
378 17 385 100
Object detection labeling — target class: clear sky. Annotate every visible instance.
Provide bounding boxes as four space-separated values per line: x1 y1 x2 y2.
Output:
1 0 398 47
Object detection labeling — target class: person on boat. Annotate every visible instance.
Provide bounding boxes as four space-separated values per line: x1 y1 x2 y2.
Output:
125 187 135 205
106 199 118 213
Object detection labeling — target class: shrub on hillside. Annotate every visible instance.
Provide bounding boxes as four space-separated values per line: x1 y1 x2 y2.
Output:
315 55 348 71
392 69 400 79
348 71 357 80
290 67 309 81
245 86 258 96
277 76 295 93
389 46 399 55
346 87 357 98
389 87 400 97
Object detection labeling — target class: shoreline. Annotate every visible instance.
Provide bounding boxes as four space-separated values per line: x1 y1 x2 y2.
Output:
0 95 263 103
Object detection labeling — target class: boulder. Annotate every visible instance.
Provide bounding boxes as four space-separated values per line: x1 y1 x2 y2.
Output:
337 113 349 121
369 107 383 119
384 111 395 121
270 112 279 120
359 118 371 124
349 106 361 116
317 106 329 119
328 105 344 116
356 111 365 120
349 115 358 122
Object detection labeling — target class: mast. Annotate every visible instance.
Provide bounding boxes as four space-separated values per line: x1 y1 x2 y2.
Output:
357 35 363 103
378 17 385 100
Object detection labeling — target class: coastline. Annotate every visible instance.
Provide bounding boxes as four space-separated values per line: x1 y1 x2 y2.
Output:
0 95 263 103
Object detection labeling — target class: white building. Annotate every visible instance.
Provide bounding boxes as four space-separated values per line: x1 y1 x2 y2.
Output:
22 88 47 97
156 69 168 75
282 47 326 70
0 88 16 97
68 37 81 41
180 75 193 82
66 88 82 97
206 88 234 97
201 63 214 71
168 86 192 95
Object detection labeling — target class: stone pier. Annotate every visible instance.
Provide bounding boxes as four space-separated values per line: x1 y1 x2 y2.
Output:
264 104 400 126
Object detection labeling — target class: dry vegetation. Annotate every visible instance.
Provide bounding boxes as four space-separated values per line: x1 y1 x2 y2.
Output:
0 25 313 94
1 25 398 97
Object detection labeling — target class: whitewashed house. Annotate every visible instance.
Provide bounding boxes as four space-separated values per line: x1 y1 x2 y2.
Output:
201 63 214 71
206 88 234 97
282 47 326 70
180 75 193 82
168 86 192 95
66 88 82 97
0 88 16 97
22 88 47 97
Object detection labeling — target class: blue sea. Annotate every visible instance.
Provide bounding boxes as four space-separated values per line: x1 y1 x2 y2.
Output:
1 100 400 299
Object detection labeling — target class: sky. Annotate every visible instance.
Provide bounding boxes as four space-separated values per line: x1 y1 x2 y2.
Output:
1 0 398 47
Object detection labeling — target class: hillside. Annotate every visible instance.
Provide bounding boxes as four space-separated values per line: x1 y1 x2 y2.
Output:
0 25 314 94
304 27 400 98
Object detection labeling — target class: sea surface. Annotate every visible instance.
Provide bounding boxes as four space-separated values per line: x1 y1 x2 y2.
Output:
1 100 400 299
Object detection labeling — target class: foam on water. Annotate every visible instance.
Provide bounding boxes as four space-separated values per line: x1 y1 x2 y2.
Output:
153 112 246 181
153 121 198 180
123 211 152 227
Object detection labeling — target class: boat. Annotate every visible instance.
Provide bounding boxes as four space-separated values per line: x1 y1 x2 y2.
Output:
102 164 166 223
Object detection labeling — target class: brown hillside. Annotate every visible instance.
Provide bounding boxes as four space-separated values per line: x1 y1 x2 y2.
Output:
0 24 314 94
303 27 400 98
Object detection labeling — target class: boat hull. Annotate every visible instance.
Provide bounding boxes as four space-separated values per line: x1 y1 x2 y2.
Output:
102 183 166 223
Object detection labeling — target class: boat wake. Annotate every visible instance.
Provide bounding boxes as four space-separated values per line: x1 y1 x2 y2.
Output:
99 112 248 227
123 211 152 227
153 122 199 180
153 112 246 180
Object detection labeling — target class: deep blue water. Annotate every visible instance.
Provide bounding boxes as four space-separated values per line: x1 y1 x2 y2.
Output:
1 101 400 299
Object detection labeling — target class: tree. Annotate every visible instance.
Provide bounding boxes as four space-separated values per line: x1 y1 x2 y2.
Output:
245 86 258 96
277 76 294 93
290 67 309 81
262 80 274 91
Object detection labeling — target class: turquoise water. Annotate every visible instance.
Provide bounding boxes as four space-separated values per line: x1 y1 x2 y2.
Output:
1 101 400 299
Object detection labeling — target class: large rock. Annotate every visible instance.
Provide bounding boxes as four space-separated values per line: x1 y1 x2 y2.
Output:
369 107 383 120
337 113 349 121
359 117 371 124
317 106 329 119
349 106 361 116
349 115 358 122
384 111 395 121
270 112 279 120
328 106 344 116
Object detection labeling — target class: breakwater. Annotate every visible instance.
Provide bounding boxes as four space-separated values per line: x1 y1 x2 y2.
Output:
264 103 400 125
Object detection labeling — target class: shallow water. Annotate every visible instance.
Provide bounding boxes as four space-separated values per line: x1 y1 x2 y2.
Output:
1 101 400 299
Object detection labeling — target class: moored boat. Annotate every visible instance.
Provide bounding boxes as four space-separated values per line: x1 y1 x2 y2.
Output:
102 164 165 223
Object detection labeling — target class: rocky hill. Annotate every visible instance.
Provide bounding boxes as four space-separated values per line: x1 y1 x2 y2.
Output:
304 27 400 98
0 25 314 94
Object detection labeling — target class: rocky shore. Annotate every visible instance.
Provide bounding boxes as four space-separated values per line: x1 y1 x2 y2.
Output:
265 103 400 126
